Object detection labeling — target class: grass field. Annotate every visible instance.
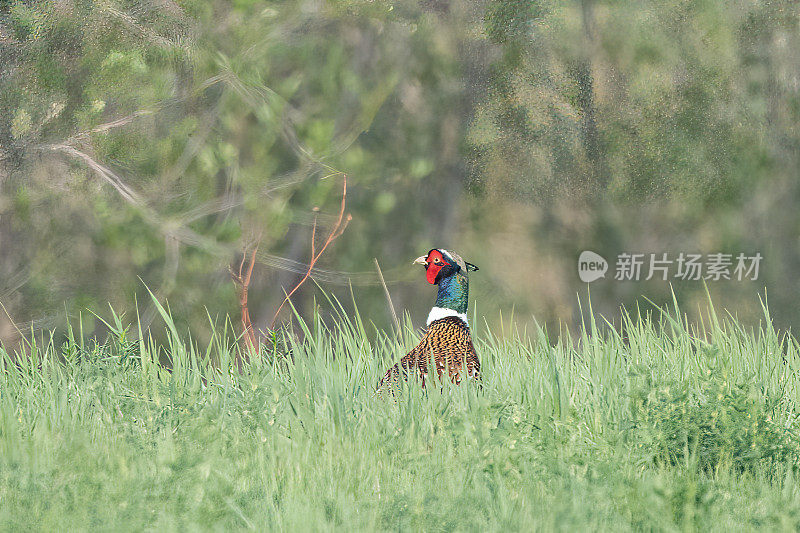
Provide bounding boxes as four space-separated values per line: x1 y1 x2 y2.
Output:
2 296 800 531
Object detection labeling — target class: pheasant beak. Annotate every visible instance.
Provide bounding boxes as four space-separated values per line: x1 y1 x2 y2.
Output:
413 255 428 266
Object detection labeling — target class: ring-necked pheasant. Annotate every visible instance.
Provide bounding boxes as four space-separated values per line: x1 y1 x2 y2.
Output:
376 248 480 394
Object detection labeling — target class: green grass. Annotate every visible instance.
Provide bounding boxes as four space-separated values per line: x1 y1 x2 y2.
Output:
2 296 800 531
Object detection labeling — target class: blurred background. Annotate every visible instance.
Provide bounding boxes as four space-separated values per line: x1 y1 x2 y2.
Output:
1 0 798 346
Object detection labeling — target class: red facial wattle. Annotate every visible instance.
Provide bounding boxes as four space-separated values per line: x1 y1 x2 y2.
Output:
424 249 448 284
426 263 443 284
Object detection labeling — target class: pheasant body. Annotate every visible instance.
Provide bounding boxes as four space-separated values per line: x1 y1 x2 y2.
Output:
376 248 481 394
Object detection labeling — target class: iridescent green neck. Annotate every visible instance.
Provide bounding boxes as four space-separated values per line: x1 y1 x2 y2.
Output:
435 270 469 314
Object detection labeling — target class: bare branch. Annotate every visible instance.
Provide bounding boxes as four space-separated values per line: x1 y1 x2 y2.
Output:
42 144 145 208
270 174 350 328
101 5 193 52
231 238 261 368
73 109 155 140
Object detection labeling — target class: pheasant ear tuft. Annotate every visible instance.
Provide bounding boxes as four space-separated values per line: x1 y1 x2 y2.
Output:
465 262 479 272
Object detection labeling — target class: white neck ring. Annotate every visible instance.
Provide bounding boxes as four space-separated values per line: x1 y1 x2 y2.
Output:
426 307 468 326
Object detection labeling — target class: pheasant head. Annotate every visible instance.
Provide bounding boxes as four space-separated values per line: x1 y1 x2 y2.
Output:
413 249 479 325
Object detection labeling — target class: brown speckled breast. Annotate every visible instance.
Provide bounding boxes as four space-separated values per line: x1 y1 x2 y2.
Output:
376 316 480 394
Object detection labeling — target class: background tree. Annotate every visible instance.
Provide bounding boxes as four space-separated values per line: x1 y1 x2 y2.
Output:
0 0 798 345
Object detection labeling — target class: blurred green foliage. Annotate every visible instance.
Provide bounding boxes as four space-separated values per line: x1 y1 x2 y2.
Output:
1 0 799 342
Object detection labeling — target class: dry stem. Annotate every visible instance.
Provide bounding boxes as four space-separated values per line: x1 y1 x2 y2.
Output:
230 238 261 367
270 174 351 328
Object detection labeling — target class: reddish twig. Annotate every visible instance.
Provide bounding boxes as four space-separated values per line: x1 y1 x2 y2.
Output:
270 174 351 328
229 236 261 367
